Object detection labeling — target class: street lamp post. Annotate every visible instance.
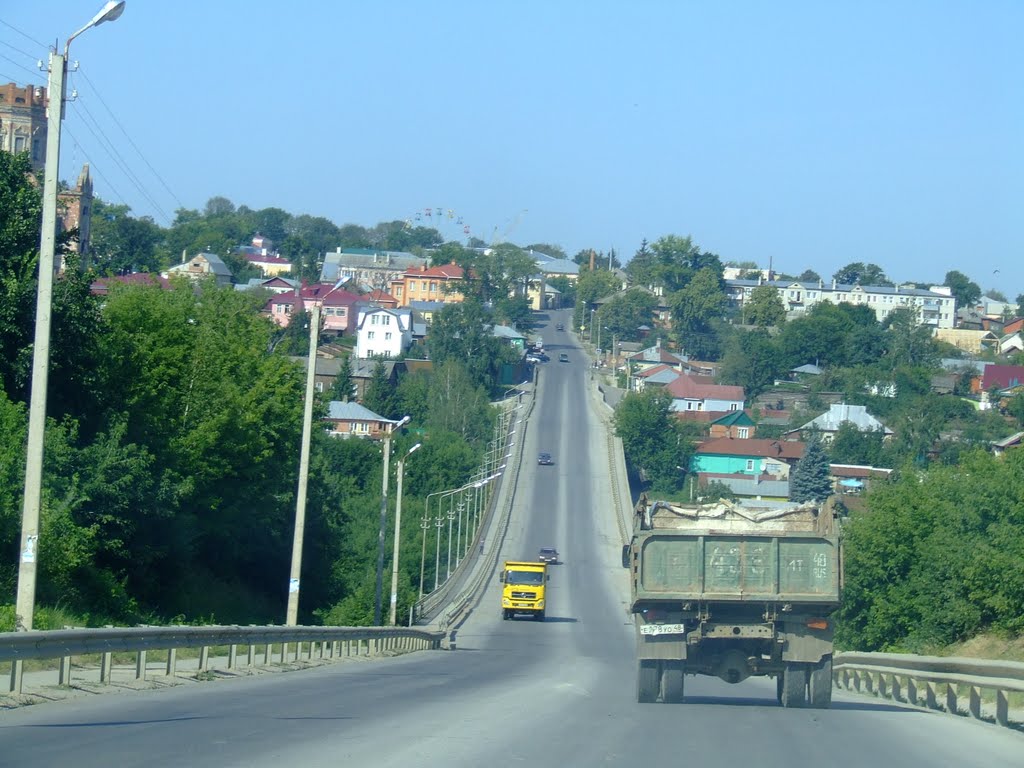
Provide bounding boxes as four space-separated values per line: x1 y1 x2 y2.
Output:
433 509 444 590
418 514 431 600
15 1 126 657
375 415 410 625
388 442 420 626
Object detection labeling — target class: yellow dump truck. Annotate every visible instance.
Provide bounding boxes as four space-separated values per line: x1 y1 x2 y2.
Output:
500 560 549 620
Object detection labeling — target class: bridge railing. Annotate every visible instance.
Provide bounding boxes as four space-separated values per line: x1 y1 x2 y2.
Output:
834 651 1024 729
3 624 445 694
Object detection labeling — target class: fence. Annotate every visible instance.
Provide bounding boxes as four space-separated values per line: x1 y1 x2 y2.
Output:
3 624 445 694
833 651 1024 729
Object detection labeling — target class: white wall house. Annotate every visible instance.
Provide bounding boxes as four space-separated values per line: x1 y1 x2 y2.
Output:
355 306 412 359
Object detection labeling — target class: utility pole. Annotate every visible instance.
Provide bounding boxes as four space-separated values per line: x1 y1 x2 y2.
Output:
375 415 409 625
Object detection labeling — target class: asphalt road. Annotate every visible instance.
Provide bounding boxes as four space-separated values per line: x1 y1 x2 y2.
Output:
1 309 1022 766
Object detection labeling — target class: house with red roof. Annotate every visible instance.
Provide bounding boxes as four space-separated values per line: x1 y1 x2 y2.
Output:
690 437 806 499
300 284 363 334
665 374 744 417
364 288 399 309
391 264 466 307
970 364 1024 395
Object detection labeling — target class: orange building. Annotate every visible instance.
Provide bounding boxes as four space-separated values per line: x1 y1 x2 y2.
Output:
391 264 466 307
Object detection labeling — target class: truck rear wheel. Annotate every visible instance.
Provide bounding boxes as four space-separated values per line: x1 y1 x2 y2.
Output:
809 656 833 708
637 661 659 703
660 661 685 703
780 663 807 708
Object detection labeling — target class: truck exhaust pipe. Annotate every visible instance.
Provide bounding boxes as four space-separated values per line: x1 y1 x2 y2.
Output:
716 650 752 684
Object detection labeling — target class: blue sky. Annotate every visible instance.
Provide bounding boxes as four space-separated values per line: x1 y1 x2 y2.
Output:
3 1 1022 298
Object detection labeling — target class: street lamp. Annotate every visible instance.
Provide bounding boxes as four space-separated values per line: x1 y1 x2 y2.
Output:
375 414 410 625
15 1 126 654
388 442 420 625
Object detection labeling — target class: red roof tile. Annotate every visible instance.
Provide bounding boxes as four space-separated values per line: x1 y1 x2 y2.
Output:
665 374 744 402
696 437 805 460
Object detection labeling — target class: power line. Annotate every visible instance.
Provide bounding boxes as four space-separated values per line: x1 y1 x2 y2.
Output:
0 19 49 51
76 68 186 212
0 51 44 83
0 36 44 63
68 92 172 224
62 123 129 211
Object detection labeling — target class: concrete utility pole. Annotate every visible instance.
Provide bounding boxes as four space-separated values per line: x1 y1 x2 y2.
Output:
13 0 126 696
375 415 409 625
389 443 420 626
286 301 320 626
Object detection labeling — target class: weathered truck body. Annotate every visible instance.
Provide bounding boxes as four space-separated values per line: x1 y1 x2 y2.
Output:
627 497 841 707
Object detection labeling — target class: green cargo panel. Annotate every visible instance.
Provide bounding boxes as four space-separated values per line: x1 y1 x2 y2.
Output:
639 535 837 599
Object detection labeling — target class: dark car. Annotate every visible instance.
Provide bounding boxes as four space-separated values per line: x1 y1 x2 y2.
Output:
538 547 559 564
556 323 564 331
537 452 554 465
558 352 569 362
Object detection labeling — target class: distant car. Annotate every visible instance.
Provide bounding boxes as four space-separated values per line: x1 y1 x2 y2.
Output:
559 352 569 362
538 547 559 564
556 323 564 331
526 354 543 364
537 452 554 465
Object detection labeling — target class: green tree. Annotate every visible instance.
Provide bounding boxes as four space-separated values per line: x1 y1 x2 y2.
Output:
329 353 354 402
88 198 164 275
598 288 656 342
718 329 781 398
1016 293 1024 318
828 423 887 466
424 359 494 445
789 435 833 502
944 270 981 310
671 267 726 360
613 389 688 493
363 359 398 418
745 285 786 327
833 262 891 286
798 269 822 282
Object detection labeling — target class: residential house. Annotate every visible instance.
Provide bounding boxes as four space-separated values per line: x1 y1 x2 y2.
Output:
264 292 304 328
975 294 1014 322
785 403 893 443
594 287 674 330
391 264 466 308
299 284 364 335
991 431 1024 457
691 438 806 499
829 464 894 496
324 401 400 439
350 358 403 402
237 276 299 295
970 364 1024 395
709 410 757 439
665 375 744 417
1003 318 1024 336
289 356 349 395
320 248 427 292
790 363 823 379
999 332 1024 356
635 364 682 392
364 288 399 309
726 276 956 329
628 344 689 376
526 251 580 310
408 300 447 324
492 324 527 352
163 252 233 287
355 306 413 359
244 253 293 276
935 328 999 355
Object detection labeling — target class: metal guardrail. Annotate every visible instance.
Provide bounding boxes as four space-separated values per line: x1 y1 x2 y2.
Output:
833 651 1024 729
3 624 445 694
440 386 535 632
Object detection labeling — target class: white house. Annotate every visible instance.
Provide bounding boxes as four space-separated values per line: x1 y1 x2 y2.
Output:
354 306 413 359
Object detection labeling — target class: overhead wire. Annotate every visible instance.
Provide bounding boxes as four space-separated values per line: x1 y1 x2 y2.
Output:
67 82 172 224
0 51 44 83
0 18 49 51
75 68 186 213
62 123 129 211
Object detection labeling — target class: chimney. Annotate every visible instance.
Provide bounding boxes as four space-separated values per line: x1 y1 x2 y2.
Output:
831 278 837 290
589 249 596 271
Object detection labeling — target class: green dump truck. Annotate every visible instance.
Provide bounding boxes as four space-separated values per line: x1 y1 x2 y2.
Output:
626 496 842 707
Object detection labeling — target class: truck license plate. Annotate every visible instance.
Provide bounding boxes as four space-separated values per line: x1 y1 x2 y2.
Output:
640 623 687 636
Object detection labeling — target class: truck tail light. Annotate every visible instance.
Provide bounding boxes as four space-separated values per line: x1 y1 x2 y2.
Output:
806 619 829 630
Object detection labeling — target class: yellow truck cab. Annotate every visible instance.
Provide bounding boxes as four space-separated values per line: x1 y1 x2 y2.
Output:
500 561 549 620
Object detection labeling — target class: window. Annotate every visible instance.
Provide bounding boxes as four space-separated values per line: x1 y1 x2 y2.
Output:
368 331 375 339
697 402 704 411
383 315 391 325
371 315 379 325
729 403 738 411
385 332 392 340
315 381 324 393
366 349 374 357
396 286 403 297
430 282 438 292
738 427 749 439
422 281 428 291
746 459 755 472
355 421 368 433
339 308 347 317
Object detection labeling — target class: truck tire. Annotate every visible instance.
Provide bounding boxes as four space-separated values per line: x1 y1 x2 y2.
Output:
660 661 685 703
637 661 659 703
809 656 833 708
535 611 545 622
502 609 510 620
780 663 807 708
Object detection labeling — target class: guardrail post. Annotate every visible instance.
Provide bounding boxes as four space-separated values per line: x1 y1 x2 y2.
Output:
332 640 339 658
228 644 237 670
199 645 210 673
166 648 177 677
9 660 22 694
877 673 888 699
906 677 917 706
100 651 112 684
136 650 147 681
890 674 902 702
946 683 958 715
996 690 1009 727
247 644 255 667
59 654 72 686
925 681 937 710
968 686 981 720
264 643 272 665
